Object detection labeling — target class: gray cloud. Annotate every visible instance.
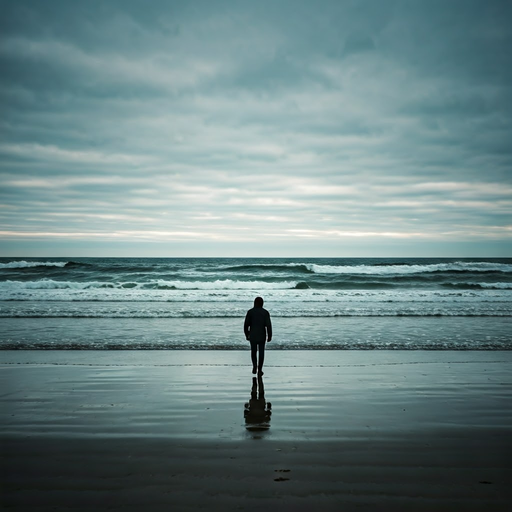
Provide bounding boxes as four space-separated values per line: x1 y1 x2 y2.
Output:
0 0 511 256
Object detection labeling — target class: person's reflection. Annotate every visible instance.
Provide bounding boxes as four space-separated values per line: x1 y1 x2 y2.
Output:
244 376 271 431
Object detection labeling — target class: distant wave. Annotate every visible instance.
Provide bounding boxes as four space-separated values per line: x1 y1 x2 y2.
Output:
0 279 118 290
443 282 512 290
215 261 512 276
477 282 512 289
0 278 426 292
0 261 70 269
3 260 510 278
304 262 512 275
153 279 299 290
0 279 301 291
217 263 312 274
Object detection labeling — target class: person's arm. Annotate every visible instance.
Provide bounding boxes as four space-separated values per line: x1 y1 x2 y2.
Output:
266 311 272 342
244 311 251 340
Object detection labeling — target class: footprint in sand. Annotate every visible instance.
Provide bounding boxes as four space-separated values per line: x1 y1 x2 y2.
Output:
274 469 291 481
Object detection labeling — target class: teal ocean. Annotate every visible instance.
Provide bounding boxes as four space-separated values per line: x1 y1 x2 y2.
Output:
0 257 511 350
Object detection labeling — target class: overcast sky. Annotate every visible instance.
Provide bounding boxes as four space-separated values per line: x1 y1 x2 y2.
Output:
0 0 511 257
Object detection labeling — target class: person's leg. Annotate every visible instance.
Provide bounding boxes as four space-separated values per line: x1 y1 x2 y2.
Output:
250 341 257 374
257 341 265 374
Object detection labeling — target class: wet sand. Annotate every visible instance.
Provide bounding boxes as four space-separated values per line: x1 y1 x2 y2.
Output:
1 350 511 511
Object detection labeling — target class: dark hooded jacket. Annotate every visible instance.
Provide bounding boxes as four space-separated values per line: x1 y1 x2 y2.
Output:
244 306 272 343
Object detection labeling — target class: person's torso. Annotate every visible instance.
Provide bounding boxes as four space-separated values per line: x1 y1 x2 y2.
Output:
248 307 269 341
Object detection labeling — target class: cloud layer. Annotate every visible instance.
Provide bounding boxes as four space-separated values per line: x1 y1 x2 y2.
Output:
1 0 511 256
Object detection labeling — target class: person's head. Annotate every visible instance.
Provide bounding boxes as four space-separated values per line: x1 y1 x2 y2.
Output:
254 296 264 308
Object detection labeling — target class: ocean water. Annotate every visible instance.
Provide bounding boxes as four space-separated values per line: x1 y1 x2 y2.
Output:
0 257 510 350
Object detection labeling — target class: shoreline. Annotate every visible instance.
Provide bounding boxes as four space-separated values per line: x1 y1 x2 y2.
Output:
1 316 511 351
1 350 511 510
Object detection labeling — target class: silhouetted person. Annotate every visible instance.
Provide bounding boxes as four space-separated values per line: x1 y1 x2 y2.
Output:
244 296 272 375
244 376 272 431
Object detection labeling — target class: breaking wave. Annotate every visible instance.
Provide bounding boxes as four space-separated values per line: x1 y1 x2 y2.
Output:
0 260 70 269
303 262 512 275
0 279 300 291
213 261 512 276
443 282 512 290
217 263 311 274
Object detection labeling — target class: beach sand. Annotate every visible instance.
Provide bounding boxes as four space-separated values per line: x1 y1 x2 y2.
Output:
1 350 511 511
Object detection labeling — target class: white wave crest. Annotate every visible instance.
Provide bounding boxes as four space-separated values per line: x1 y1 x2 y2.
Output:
154 279 297 290
0 279 299 291
305 262 512 275
0 260 68 269
0 279 112 289
477 282 512 289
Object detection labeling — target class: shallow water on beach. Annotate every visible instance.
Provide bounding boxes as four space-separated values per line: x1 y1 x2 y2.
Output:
0 257 511 350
